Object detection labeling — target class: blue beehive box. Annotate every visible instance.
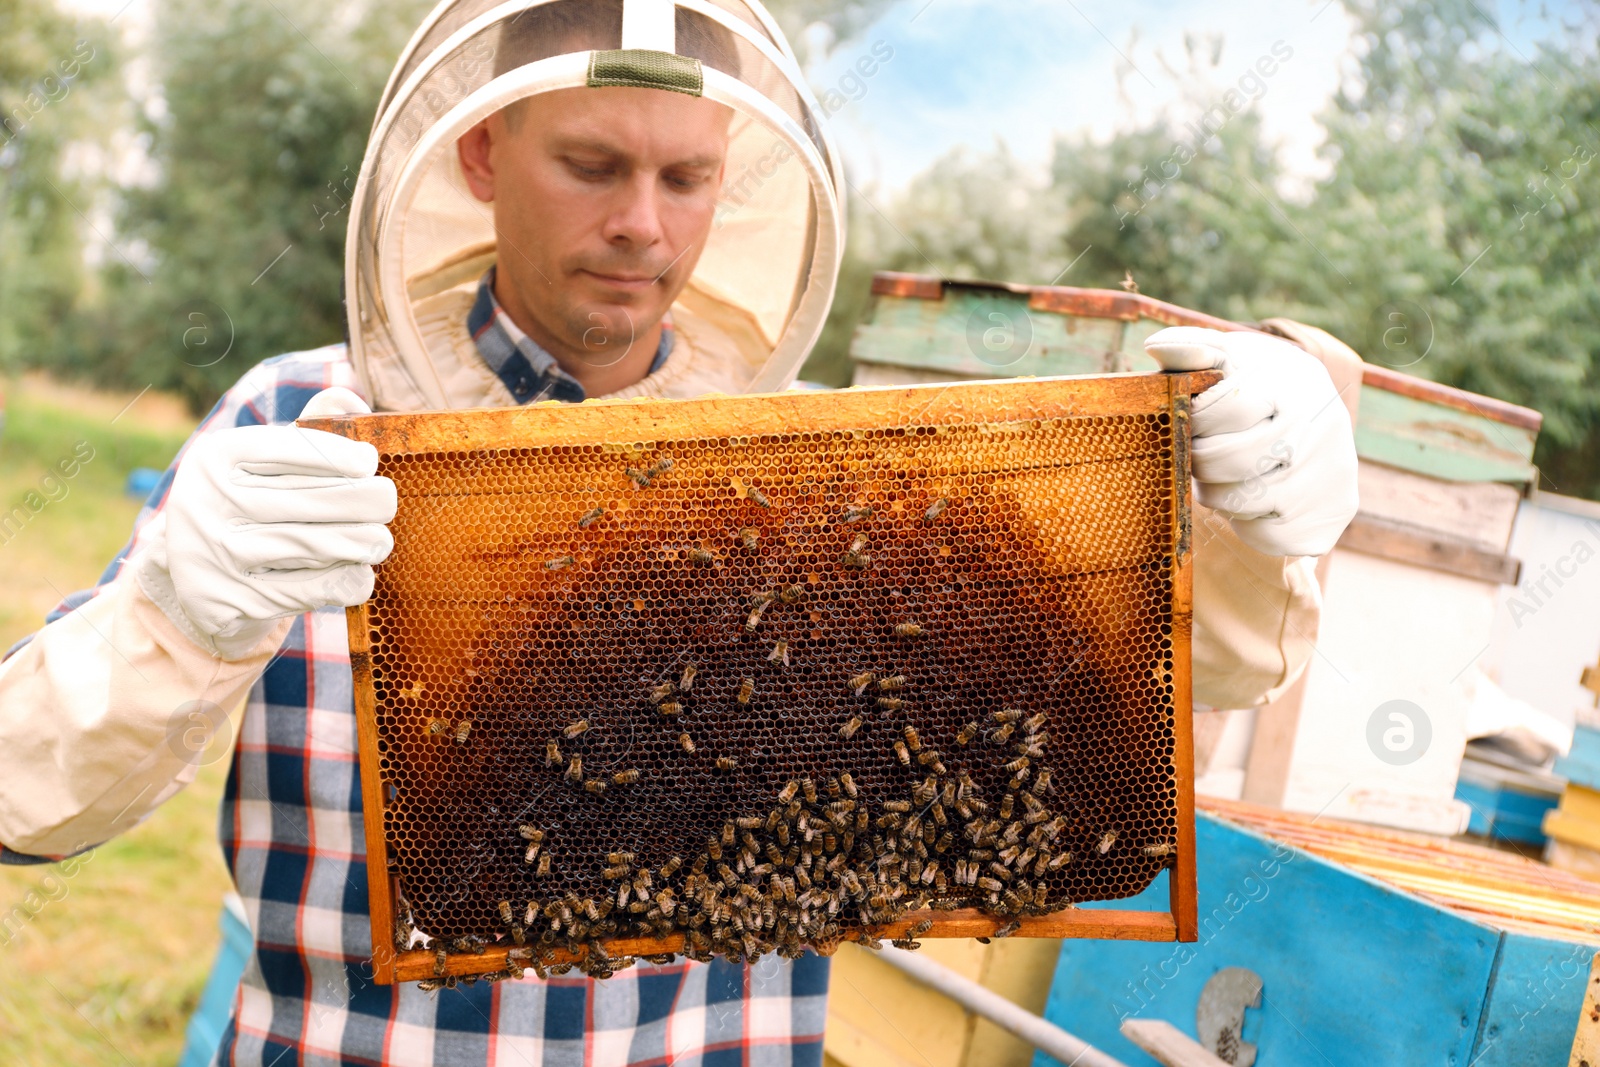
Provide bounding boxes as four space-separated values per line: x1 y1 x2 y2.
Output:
1036 803 1600 1067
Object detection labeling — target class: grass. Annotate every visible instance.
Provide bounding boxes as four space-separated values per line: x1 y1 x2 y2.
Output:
0 375 238 1067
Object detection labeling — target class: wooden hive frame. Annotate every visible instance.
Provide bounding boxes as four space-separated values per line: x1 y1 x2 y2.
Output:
304 371 1214 983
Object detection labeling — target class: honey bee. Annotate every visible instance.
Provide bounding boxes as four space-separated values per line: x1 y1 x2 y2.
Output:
746 485 771 508
419 977 446 992
563 719 590 739
716 756 737 771
1003 756 1031 773
649 682 675 704
498 900 514 924
1142 842 1174 858
1047 851 1074 870
992 723 1015 743
613 769 641 785
603 864 631 880
625 466 653 487
999 794 1014 820
649 456 675 476
545 555 576 571
893 741 911 766
955 722 979 746
839 716 864 739
536 853 552 877
736 678 754 705
778 780 800 804
434 946 448 976
884 800 911 813
524 841 542 864
766 640 790 666
427 719 448 736
578 507 605 528
454 720 472 744
839 772 858 798
585 779 608 795
659 701 682 717
802 778 818 804
566 756 584 782
994 708 1022 723
877 696 904 711
842 547 870 569
739 527 759 550
1023 712 1048 733
848 671 875 695
841 505 874 523
679 732 695 754
903 725 922 751
977 876 1004 893
745 600 769 632
877 675 906 692
776 584 803 605
679 664 697 691
894 623 922 638
923 498 948 524
689 548 716 567
518 825 544 843
545 739 562 766
993 920 1021 939
1097 830 1118 855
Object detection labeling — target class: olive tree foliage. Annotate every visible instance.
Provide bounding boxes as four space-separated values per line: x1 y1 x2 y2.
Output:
70 0 434 409
0 0 115 379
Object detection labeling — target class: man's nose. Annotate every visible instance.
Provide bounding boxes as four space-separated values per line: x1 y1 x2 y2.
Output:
602 172 665 247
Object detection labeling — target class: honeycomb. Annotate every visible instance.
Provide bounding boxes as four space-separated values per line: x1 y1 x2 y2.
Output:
325 379 1196 982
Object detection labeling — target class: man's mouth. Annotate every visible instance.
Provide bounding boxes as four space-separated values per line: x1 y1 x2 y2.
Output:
580 270 658 293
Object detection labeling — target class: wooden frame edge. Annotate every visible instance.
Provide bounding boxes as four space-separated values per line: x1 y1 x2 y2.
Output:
388 907 1180 982
1167 376 1200 942
347 601 400 985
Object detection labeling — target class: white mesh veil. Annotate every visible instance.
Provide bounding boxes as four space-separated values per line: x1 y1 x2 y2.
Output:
345 0 845 409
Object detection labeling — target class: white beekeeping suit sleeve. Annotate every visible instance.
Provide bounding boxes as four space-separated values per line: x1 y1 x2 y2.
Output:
0 351 380 858
1183 317 1364 709
0 567 291 857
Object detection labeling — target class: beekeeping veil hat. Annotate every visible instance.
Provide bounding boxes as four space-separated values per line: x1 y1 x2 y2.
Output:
345 0 844 410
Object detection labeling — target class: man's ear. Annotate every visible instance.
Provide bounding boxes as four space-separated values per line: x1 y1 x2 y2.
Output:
457 120 495 202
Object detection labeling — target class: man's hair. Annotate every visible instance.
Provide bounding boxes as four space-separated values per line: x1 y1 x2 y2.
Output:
493 0 742 131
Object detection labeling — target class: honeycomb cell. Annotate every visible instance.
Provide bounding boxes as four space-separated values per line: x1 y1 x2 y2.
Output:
360 407 1187 978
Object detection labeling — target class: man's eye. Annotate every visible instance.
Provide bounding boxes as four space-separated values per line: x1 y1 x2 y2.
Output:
570 162 612 179
667 173 708 190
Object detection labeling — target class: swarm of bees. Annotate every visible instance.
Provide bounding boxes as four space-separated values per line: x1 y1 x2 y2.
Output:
407 467 1176 986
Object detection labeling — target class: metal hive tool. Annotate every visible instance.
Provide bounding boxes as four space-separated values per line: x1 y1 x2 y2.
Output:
302 372 1213 984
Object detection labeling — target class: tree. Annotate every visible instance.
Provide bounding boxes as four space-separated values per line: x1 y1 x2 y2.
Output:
0 0 115 381
73 0 431 411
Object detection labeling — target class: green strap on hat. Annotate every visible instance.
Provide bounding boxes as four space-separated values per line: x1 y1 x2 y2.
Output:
587 49 703 96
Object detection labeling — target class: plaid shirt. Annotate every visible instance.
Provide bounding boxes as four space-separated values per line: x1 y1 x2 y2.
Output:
468 268 675 404
2 343 828 1066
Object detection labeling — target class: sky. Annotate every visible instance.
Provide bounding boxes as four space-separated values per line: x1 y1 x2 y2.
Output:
807 0 1361 194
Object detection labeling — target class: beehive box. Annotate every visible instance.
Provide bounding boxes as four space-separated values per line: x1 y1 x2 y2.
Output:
1040 797 1600 1067
302 373 1214 984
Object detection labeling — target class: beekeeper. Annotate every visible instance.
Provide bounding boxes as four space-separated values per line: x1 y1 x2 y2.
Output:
0 0 1357 1063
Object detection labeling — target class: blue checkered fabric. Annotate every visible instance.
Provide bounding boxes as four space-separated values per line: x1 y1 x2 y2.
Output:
2 343 828 1066
467 268 675 404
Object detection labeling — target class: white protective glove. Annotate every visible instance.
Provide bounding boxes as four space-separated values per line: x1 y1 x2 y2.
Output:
135 387 396 659
1144 326 1359 558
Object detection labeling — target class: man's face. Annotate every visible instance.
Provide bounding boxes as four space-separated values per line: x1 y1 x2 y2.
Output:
458 86 731 368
